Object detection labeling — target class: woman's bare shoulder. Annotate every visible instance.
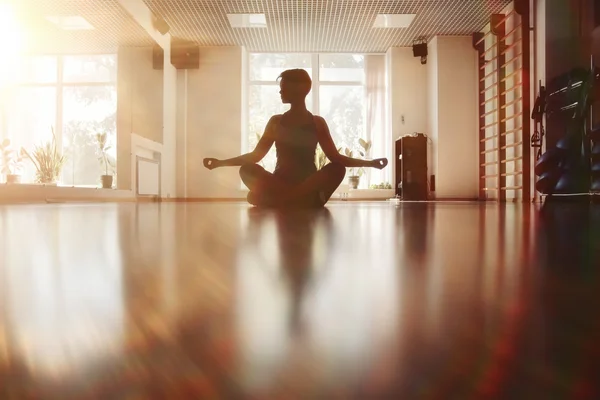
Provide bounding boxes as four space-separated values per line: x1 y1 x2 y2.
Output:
312 115 328 127
269 114 284 123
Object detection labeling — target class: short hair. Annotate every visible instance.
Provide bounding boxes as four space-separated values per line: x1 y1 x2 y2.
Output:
277 69 312 95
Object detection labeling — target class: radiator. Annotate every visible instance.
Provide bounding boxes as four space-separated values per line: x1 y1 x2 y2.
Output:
136 156 161 196
131 134 163 198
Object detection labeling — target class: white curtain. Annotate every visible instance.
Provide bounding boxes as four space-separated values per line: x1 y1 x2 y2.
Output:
365 55 390 188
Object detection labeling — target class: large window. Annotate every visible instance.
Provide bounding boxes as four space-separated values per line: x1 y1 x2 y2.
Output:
247 53 366 182
1 54 117 186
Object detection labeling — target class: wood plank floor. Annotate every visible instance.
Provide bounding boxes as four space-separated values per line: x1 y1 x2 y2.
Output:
0 201 599 399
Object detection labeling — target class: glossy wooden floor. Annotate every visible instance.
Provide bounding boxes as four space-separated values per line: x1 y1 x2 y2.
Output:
0 201 599 399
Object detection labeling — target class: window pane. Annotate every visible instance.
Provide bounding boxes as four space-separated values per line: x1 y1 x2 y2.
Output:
249 53 312 81
6 87 57 183
63 55 117 83
319 85 365 157
319 54 364 82
62 85 117 186
17 56 57 84
248 84 314 172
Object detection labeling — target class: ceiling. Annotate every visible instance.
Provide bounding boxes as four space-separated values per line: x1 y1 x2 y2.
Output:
144 0 513 52
7 0 513 54
7 0 156 54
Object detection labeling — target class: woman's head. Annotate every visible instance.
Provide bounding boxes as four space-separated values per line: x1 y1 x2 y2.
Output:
277 69 312 104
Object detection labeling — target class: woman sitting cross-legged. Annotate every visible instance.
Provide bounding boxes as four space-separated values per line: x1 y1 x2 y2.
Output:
203 68 388 208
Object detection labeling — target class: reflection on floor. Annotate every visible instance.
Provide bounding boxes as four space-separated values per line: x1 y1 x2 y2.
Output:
0 201 599 398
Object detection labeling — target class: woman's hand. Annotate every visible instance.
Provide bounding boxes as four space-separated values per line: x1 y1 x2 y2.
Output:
203 158 221 170
370 158 388 169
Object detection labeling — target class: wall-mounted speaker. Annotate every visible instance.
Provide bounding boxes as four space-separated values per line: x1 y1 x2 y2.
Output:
412 42 428 58
152 45 164 70
152 14 170 35
171 39 200 70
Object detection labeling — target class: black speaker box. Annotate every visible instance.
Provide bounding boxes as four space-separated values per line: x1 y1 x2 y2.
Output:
412 42 428 58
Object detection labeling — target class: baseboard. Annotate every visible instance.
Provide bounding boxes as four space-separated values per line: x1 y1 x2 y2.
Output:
159 198 246 203
429 197 480 202
158 198 392 203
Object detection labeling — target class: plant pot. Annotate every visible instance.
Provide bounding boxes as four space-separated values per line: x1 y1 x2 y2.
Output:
101 175 113 189
348 175 360 189
6 174 21 184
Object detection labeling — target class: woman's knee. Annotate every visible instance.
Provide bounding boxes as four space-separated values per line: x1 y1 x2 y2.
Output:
326 162 346 181
239 163 254 177
239 163 261 180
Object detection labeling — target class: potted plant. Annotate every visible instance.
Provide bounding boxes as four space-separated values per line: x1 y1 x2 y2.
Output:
344 138 372 189
95 132 115 189
315 144 342 170
22 128 66 185
0 139 26 184
370 182 393 189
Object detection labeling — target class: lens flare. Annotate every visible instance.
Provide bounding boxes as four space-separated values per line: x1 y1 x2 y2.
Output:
0 3 23 87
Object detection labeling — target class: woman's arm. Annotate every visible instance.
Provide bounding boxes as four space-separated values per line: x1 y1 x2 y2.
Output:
314 116 387 169
204 116 278 169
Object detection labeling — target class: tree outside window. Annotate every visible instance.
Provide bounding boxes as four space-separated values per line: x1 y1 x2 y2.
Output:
62 55 117 187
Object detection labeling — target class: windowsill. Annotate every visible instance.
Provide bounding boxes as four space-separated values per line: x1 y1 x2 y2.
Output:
0 184 134 204
0 182 108 190
338 188 395 199
1 183 117 189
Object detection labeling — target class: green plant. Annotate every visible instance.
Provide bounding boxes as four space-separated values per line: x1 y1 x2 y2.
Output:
95 132 115 176
345 138 372 176
370 182 393 189
315 145 342 170
22 128 66 184
0 139 25 175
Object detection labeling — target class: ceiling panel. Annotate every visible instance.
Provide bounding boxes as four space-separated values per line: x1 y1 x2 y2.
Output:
143 0 513 53
5 0 513 54
6 0 156 54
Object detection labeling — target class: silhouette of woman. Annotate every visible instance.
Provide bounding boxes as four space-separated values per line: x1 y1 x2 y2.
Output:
203 68 388 208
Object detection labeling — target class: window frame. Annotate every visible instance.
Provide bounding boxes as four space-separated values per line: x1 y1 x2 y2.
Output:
245 52 368 157
0 53 118 186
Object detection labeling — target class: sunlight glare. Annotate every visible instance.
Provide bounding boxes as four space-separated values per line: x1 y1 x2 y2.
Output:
0 3 24 87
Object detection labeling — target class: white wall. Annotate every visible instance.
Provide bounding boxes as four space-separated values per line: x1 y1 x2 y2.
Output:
176 70 188 197
162 45 177 199
428 37 479 199
181 47 244 198
116 46 163 191
387 47 429 140
427 38 439 184
386 47 429 189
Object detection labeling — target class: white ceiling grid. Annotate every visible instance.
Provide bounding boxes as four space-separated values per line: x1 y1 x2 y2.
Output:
143 0 513 52
7 0 513 54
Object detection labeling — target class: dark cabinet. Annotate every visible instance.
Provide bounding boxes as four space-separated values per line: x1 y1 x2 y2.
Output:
395 135 428 200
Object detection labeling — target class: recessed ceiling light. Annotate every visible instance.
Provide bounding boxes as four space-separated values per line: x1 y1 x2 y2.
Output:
227 13 267 28
45 15 95 30
373 14 416 28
